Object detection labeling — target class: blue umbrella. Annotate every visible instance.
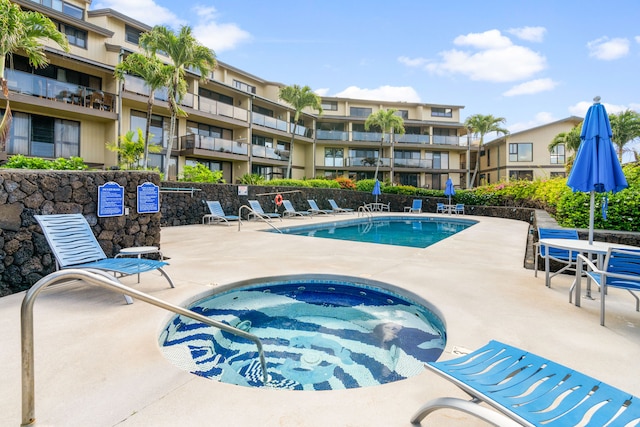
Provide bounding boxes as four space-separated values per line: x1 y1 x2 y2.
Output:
444 178 455 206
372 179 381 203
566 97 628 244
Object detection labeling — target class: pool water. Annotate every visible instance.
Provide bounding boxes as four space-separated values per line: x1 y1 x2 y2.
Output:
277 216 475 248
159 277 446 390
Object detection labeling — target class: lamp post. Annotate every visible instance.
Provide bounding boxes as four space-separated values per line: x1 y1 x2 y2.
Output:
466 126 471 188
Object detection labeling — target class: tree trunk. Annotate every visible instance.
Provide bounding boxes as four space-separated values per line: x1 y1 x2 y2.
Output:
286 123 297 179
143 93 154 169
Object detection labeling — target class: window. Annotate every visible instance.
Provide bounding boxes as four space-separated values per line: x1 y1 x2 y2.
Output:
321 100 338 111
486 149 490 167
424 152 449 169
131 110 171 148
324 148 344 167
509 143 533 162
550 171 566 178
509 170 533 181
198 88 233 105
350 107 372 117
395 110 409 119
550 144 565 164
60 24 87 48
125 25 142 45
252 135 273 147
186 158 222 171
7 111 79 157
252 105 273 117
62 2 83 19
431 107 452 118
233 80 256 94
395 150 420 159
186 121 232 140
252 165 283 180
398 173 418 187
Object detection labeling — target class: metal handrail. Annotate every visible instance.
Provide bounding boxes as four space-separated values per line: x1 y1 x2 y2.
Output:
357 205 373 218
21 269 269 426
237 205 282 233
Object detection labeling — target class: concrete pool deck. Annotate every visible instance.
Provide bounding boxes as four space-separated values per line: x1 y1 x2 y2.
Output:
1 213 640 426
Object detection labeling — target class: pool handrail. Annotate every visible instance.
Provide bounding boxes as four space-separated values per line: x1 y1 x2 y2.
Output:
237 204 282 233
21 269 269 426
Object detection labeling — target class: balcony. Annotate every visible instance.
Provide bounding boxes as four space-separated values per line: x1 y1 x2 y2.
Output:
317 130 349 141
345 157 391 167
252 112 288 133
293 124 314 139
123 75 193 108
180 134 248 156
393 158 433 169
199 97 248 121
432 135 466 146
5 69 115 111
251 145 289 161
396 134 431 144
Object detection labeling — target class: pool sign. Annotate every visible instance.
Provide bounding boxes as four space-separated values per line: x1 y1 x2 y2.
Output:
137 182 160 213
97 181 124 217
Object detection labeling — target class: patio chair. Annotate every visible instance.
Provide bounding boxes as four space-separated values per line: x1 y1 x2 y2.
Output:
410 340 640 427
404 199 422 213
578 248 640 326
247 200 281 221
202 201 240 225
453 203 465 214
282 200 310 218
34 214 174 304
534 227 579 288
328 199 354 213
436 203 447 214
307 199 333 215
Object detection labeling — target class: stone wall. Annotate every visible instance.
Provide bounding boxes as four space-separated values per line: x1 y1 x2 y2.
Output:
0 170 162 295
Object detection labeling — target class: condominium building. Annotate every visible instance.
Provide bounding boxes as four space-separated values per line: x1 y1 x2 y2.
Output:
2 0 482 190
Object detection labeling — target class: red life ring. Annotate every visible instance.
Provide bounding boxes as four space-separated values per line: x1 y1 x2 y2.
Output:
274 194 283 206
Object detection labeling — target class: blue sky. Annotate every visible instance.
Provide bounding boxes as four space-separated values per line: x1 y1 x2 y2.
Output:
92 0 640 158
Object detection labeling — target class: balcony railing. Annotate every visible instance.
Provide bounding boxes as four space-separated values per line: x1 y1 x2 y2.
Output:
5 69 114 111
199 97 249 121
252 112 288 132
396 134 431 144
393 158 434 168
123 75 193 108
432 135 465 146
293 124 314 138
345 157 391 167
317 130 349 141
181 134 248 156
251 145 289 161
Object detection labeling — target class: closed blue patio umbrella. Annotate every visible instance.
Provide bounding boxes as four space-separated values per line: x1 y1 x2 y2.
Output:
372 179 381 203
566 97 628 244
444 178 455 206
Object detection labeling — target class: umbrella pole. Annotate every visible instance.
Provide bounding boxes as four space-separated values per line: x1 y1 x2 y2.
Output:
588 190 595 245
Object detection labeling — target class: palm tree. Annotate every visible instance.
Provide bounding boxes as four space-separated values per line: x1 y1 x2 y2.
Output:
140 26 216 178
278 84 323 179
549 123 582 172
609 109 640 162
114 53 171 169
0 0 69 156
106 128 161 169
464 114 509 187
364 109 405 183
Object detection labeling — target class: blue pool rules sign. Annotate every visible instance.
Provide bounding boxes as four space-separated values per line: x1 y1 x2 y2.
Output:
97 181 124 217
137 182 160 213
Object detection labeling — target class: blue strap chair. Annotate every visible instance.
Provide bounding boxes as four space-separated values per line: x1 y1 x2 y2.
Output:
404 199 422 213
202 201 239 225
535 227 579 288
436 203 446 214
282 200 310 218
578 248 640 325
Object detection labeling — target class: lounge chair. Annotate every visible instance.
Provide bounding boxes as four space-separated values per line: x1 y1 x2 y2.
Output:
404 199 422 213
281 200 310 218
578 248 640 325
436 203 447 214
307 199 333 215
34 214 174 304
534 227 579 288
247 200 281 221
202 201 239 225
453 203 465 214
328 199 354 213
410 340 640 426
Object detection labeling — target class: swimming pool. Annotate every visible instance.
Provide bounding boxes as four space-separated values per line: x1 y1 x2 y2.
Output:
159 275 446 391
275 216 476 248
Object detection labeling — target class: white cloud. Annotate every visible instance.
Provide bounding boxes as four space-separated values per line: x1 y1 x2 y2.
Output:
411 30 547 83
332 86 421 103
568 100 630 117
636 36 640 44
92 0 184 27
397 56 428 67
507 26 546 43
314 88 330 96
503 78 558 96
192 6 251 52
508 111 556 133
587 37 630 60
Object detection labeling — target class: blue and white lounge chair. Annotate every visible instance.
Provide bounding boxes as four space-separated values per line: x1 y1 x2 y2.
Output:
282 200 310 218
535 227 579 288
202 201 240 225
411 340 640 426
248 200 281 221
328 199 354 213
578 247 640 325
404 199 422 213
34 214 174 304
307 199 333 215
453 203 465 214
436 203 447 214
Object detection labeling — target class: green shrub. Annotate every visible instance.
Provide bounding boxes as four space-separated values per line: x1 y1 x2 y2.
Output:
355 179 377 192
1 154 88 170
240 173 265 185
178 163 224 183
268 178 311 187
304 178 341 188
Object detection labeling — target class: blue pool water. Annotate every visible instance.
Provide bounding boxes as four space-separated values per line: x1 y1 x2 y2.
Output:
159 276 446 390
276 216 476 248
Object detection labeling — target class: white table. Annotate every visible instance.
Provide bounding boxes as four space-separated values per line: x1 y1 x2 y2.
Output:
538 238 638 306
115 246 162 282
364 202 390 212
